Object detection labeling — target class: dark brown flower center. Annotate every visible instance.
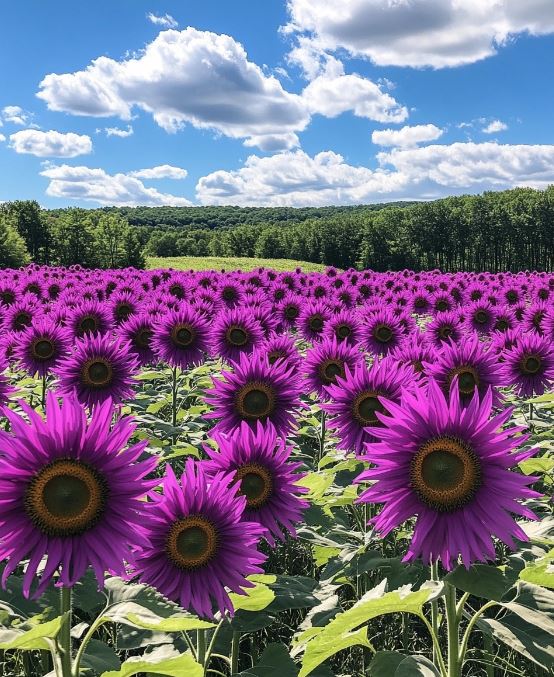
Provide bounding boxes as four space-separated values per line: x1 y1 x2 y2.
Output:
352 391 385 426
171 323 195 348
0 291 15 305
373 324 393 344
25 459 107 536
31 338 55 361
438 325 453 340
335 324 352 340
495 319 509 331
447 365 480 397
226 325 249 347
79 315 98 334
166 516 218 569
236 463 273 509
222 287 237 302
14 312 32 330
520 354 542 375
308 315 324 332
268 350 286 365
411 437 481 512
82 358 113 388
436 300 448 312
318 358 345 385
235 382 275 420
506 290 517 303
116 303 132 321
474 310 488 325
169 284 185 299
134 328 153 349
284 305 299 320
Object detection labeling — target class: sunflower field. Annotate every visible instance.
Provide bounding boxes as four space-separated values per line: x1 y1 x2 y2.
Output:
0 263 552 677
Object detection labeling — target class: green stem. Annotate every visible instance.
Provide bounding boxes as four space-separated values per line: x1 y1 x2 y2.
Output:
41 374 47 410
483 633 495 677
458 601 499 666
420 614 447 677
58 587 72 677
444 582 460 677
73 615 110 676
230 631 241 675
528 402 534 421
430 560 440 669
203 620 226 668
197 629 207 667
318 410 326 463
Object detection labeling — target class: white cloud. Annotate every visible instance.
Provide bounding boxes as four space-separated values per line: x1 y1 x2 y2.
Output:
128 164 188 179
243 133 300 152
0 134 5 143
482 119 508 134
146 12 178 29
196 142 554 206
372 124 444 148
2 105 32 126
104 124 134 137
40 164 192 206
284 0 554 68
9 129 93 157
303 71 408 123
37 28 310 150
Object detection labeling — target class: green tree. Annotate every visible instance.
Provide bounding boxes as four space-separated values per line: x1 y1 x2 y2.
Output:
1 200 51 263
0 212 31 267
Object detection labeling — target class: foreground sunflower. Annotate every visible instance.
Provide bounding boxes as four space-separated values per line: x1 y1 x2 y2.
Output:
205 422 308 545
0 393 157 597
355 379 540 569
204 351 302 436
134 460 266 618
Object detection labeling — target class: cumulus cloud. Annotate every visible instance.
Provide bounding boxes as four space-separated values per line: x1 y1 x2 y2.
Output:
2 105 32 126
104 125 134 137
146 12 178 29
37 28 310 150
9 129 93 157
243 133 300 152
128 164 188 179
196 142 554 206
372 124 444 148
482 119 508 134
40 164 192 206
283 0 554 68
0 134 5 143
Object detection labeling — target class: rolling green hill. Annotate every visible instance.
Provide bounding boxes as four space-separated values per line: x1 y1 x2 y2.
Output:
146 255 331 272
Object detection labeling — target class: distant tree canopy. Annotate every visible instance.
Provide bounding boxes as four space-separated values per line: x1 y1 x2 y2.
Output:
2 187 554 271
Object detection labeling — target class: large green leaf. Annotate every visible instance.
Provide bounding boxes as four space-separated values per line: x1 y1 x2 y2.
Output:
369 651 405 676
266 576 319 612
81 639 121 674
229 576 276 612
477 582 554 670
101 646 203 677
0 615 65 651
395 656 440 676
297 581 441 677
238 642 299 676
445 564 517 601
125 611 215 633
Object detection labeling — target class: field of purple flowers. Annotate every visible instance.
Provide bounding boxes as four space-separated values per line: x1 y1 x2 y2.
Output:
0 263 552 677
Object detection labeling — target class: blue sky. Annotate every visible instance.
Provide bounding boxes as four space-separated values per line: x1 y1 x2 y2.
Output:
1 0 554 208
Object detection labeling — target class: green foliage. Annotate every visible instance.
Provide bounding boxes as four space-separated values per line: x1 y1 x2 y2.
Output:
0 200 50 263
146 255 330 272
0 211 31 267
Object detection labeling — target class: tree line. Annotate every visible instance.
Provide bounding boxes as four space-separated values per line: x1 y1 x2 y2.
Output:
1 186 553 271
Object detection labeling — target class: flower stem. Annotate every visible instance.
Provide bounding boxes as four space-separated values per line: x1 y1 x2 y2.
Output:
197 629 206 668
318 410 326 463
444 582 460 677
430 560 440 669
41 374 47 410
171 366 179 445
529 402 534 420
230 631 241 675
58 587 72 677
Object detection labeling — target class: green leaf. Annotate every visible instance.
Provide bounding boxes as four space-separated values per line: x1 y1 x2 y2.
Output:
125 611 215 633
369 651 405 676
100 646 203 677
477 582 554 670
267 576 319 612
297 581 440 677
519 560 554 589
228 576 276 612
81 639 121 674
296 472 334 502
0 615 65 651
395 655 440 676
445 564 516 601
238 642 298 676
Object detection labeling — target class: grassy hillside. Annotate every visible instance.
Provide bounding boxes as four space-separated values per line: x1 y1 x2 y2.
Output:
146 256 331 272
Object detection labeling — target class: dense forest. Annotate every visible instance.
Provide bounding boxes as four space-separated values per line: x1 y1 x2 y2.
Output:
1 186 553 271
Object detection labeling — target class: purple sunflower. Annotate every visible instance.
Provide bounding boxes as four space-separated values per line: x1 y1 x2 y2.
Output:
501 333 554 397
425 334 505 407
205 422 308 545
0 393 157 597
425 311 464 348
67 300 114 338
355 379 540 569
55 333 139 407
117 313 156 366
361 308 404 356
14 317 72 377
303 336 364 398
151 306 210 370
323 358 418 456
210 308 265 364
204 351 303 436
323 310 363 346
259 333 302 369
134 460 266 618
464 301 497 335
297 300 331 342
